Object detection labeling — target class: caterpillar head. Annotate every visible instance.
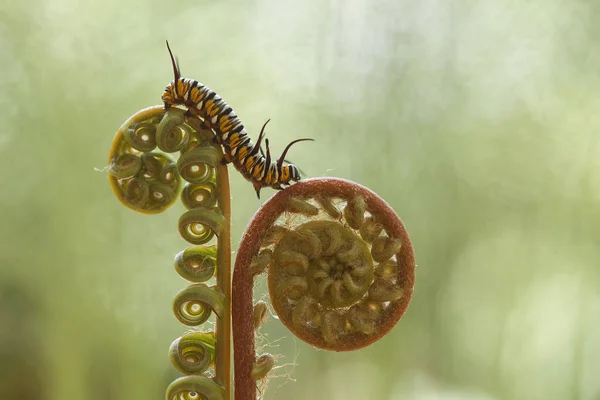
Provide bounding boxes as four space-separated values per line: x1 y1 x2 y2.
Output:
253 136 311 199
275 138 313 186
289 164 301 181
279 164 301 185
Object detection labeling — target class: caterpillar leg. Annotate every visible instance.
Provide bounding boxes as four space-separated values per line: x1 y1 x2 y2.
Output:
197 117 221 146
220 153 233 165
199 119 212 130
253 182 263 199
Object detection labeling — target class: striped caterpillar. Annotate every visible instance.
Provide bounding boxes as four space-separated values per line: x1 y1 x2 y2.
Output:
161 41 312 198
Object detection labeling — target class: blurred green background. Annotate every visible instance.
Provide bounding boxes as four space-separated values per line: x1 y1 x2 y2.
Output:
1 0 599 399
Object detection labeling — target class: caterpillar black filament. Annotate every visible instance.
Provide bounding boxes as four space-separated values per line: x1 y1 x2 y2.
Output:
162 41 313 198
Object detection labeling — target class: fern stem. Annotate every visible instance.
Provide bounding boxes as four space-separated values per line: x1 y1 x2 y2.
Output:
215 155 231 398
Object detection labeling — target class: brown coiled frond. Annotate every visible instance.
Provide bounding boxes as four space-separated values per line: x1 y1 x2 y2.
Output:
232 177 415 400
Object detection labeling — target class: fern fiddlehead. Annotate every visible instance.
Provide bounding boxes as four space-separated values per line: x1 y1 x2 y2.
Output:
232 177 415 400
108 107 182 214
108 106 231 400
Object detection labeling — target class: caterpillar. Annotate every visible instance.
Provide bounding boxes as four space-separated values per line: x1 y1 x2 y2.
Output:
161 41 313 198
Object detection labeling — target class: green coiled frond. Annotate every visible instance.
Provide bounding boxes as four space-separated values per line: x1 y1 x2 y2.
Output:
177 147 219 183
173 283 226 325
174 245 217 283
250 354 275 381
123 119 158 152
178 209 226 245
156 110 190 152
108 107 185 214
181 181 218 210
169 331 216 375
108 106 231 400
165 376 224 400
108 153 142 179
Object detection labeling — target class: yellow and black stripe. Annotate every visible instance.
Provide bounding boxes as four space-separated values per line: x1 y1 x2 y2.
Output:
162 41 311 198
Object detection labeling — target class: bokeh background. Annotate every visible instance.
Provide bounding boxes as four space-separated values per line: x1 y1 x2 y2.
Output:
1 0 599 399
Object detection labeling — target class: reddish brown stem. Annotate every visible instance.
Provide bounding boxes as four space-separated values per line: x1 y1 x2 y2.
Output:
232 177 415 400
